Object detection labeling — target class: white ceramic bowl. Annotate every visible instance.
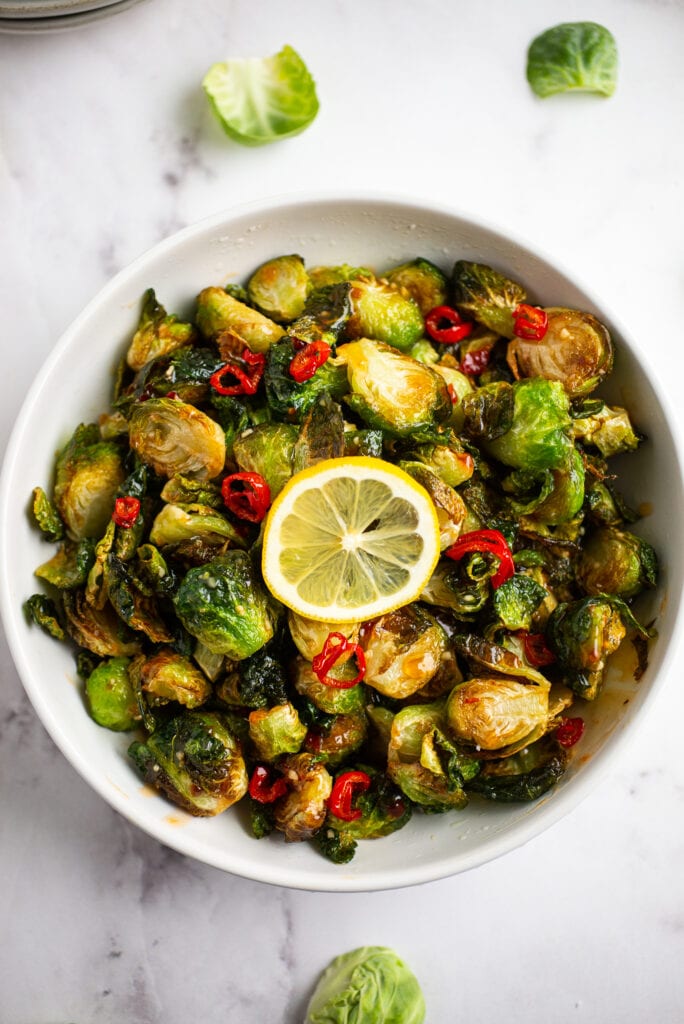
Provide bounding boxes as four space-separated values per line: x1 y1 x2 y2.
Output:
1 194 681 891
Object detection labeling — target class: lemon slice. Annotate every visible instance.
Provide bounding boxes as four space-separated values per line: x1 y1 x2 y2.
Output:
261 456 440 623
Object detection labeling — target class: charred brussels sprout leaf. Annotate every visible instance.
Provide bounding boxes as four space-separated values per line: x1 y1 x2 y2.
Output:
264 337 349 420
126 288 196 372
220 643 289 708
520 447 585 525
292 394 346 472
31 487 64 542
385 257 448 315
86 656 139 730
62 590 141 657
347 278 424 352
320 768 411 861
129 398 226 481
527 22 618 98
467 737 568 802
460 380 515 442
54 424 125 540
574 527 657 598
203 45 319 147
247 254 310 323
451 261 526 338
173 550 276 659
340 339 450 437
305 946 426 1024
128 711 248 816
24 594 65 641
149 502 245 551
507 308 613 397
290 282 352 347
126 346 223 407
492 574 548 631
196 286 285 352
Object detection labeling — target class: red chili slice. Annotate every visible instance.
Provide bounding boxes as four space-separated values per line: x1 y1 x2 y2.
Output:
329 770 371 822
522 631 557 667
248 765 289 803
445 528 515 589
221 472 271 523
425 305 474 345
311 632 366 689
513 303 549 341
210 349 266 396
555 717 585 748
289 340 331 383
112 496 141 529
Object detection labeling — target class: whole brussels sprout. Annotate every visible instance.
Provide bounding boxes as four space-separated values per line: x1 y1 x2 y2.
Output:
129 397 226 481
273 752 332 841
339 339 451 437
85 656 139 731
451 260 527 338
574 527 657 598
507 307 613 397
248 702 307 760
54 424 126 539
347 277 424 352
128 710 248 816
305 946 425 1024
173 550 277 659
246 254 311 322
361 606 448 699
446 676 550 751
138 648 212 709
547 596 627 699
385 257 448 315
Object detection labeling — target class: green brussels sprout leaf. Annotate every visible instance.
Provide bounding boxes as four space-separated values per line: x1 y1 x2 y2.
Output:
527 22 618 99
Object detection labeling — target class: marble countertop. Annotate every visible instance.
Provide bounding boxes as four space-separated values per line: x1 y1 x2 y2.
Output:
1 1 684 1020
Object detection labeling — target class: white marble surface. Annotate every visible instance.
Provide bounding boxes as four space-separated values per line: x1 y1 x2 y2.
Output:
1 1 684 1020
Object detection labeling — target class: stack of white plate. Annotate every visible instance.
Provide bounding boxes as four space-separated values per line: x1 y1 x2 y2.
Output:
0 0 148 32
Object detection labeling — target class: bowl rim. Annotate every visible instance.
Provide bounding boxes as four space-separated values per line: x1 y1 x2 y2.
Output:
2 189 682 892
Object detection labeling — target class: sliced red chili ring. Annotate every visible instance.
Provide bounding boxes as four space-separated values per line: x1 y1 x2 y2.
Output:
210 348 266 396
289 340 331 382
112 496 141 529
521 631 556 667
248 765 289 804
425 305 474 345
328 770 371 821
221 472 271 523
311 632 366 688
459 347 492 376
445 528 515 589
555 717 585 748
513 303 549 341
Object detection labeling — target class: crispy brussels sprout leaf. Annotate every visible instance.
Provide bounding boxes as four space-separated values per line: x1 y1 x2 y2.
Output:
129 398 226 481
292 394 345 472
160 475 223 509
247 254 310 322
149 502 245 550
305 946 426 1024
203 45 319 147
467 737 568 802
86 656 139 730
218 642 289 708
24 594 65 641
35 538 96 590
31 487 64 542
451 261 526 338
62 591 141 657
128 711 248 816
527 22 618 98
290 281 353 347
174 550 276 659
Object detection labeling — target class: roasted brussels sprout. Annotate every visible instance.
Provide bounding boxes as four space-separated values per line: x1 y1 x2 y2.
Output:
289 281 353 347
451 260 527 338
385 257 448 315
273 753 333 841
401 463 466 550
126 288 196 372
195 286 285 351
307 264 372 290
124 345 223 408
491 573 548 631
138 648 212 708
246 254 310 322
305 712 368 766
62 590 141 657
409 438 475 488
291 655 367 715
149 502 245 551
85 656 139 730
264 337 349 420
574 527 657 598
571 402 640 457
35 538 96 590
128 710 248 816
347 277 424 352
129 397 226 481
507 307 613 397
467 735 567 802
24 593 65 641
248 702 307 760
340 339 450 436
232 423 298 496
547 596 627 699
481 379 573 471
316 768 410 863
173 550 277 659
509 447 585 525
446 676 551 751
288 612 360 663
31 486 64 542
361 606 448 699
54 424 125 539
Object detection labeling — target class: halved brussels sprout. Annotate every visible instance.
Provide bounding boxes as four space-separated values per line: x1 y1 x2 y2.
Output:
571 402 640 457
316 767 411 863
195 286 285 352
273 753 333 841
574 527 657 598
129 397 226 481
305 713 368 766
507 308 613 397
54 424 126 539
233 423 298 496
452 632 551 687
409 438 475 488
149 503 245 550
307 264 373 290
246 254 311 323
62 590 141 657
339 339 450 437
248 702 308 760
433 363 475 432
547 596 627 699
288 612 360 663
126 288 196 372
128 711 248 816
451 261 526 338
291 655 367 715
420 560 491 619
31 486 64 542
481 379 573 471
446 676 550 751
361 606 447 699
385 258 448 315
160 475 223 509
173 550 276 659
85 656 139 730
347 278 424 352
514 447 586 525
139 648 212 709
